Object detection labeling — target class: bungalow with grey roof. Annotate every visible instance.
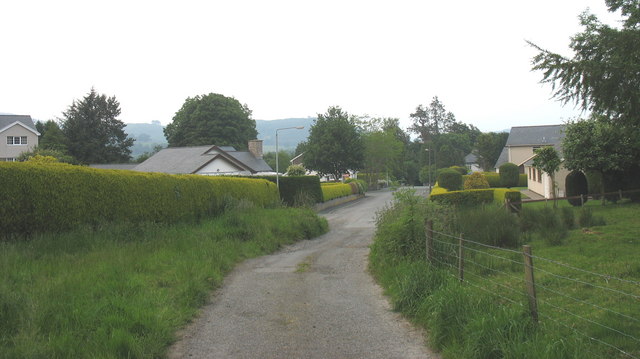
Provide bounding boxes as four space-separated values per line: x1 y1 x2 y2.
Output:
134 139 273 176
494 125 570 199
0 115 40 162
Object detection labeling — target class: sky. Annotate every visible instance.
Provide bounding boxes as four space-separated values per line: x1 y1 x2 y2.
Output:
0 0 622 133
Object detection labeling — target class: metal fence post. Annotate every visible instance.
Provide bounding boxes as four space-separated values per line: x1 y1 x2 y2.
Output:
523 245 538 322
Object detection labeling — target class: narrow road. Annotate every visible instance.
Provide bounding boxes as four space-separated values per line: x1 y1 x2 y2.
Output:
169 188 438 359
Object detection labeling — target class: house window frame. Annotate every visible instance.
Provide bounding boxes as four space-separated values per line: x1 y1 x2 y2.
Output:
7 136 28 145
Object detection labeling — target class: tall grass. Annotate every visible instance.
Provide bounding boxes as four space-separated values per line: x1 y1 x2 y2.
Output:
369 189 636 358
0 207 328 358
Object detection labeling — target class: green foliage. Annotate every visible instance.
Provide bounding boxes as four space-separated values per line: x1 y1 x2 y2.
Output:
499 162 520 188
419 165 436 186
0 207 327 358
449 165 467 175
454 206 521 248
60 88 134 164
286 164 306 176
430 189 494 206
304 106 364 180
437 168 463 191
320 182 353 202
345 178 367 193
0 162 279 238
36 120 68 153
253 175 323 206
463 172 490 190
263 150 292 174
362 119 404 183
578 207 606 228
16 147 76 164
566 170 589 206
475 132 509 171
529 3 640 128
164 93 257 149
519 173 528 187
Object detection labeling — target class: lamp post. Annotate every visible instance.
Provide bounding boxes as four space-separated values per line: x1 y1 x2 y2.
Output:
276 126 304 188
425 147 431 191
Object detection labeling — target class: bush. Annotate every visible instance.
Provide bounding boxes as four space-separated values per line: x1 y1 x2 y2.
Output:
484 173 501 188
0 162 280 238
286 164 306 176
578 207 606 228
566 170 589 206
438 169 463 191
463 172 490 190
493 189 522 212
345 178 367 193
518 174 528 187
449 166 468 175
499 163 520 188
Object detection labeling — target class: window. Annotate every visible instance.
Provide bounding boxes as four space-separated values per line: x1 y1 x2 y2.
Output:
7 136 28 145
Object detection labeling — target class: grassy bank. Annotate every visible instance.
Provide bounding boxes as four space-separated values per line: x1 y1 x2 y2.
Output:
0 207 328 358
369 189 639 358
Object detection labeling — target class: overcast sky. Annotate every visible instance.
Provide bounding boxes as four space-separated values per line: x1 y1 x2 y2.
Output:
1 0 621 132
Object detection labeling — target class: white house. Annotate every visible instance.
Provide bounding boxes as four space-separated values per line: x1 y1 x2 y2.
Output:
134 140 273 176
494 125 568 199
0 115 40 162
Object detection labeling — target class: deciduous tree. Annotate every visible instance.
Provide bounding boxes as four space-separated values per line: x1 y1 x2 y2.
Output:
304 106 364 180
164 93 257 149
533 146 562 207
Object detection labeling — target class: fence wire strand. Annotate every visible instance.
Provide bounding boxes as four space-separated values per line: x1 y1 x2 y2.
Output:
538 312 639 359
533 266 640 300
530 254 640 286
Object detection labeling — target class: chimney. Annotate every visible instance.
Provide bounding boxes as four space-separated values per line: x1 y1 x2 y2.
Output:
248 139 263 159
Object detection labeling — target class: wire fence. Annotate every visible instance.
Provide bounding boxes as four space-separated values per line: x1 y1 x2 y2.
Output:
424 221 640 359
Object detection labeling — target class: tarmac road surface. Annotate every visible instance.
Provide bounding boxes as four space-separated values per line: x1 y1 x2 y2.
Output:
169 187 439 359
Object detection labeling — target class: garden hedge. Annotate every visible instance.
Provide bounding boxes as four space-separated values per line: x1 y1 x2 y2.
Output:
463 173 527 188
253 175 323 206
499 163 520 188
430 186 521 208
0 162 279 238
320 183 353 202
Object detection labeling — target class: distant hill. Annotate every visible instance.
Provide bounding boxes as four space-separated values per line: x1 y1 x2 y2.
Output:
256 118 314 152
123 118 315 158
124 121 167 158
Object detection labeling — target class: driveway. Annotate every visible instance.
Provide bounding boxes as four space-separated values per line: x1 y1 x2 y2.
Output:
169 187 438 359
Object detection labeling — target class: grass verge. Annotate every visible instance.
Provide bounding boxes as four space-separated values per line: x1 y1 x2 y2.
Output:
369 189 639 358
0 207 328 358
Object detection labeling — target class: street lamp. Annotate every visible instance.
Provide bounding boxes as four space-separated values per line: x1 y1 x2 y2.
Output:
426 147 432 191
276 126 304 188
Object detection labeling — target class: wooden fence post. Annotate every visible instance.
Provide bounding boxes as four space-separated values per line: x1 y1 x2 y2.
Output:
619 189 623 201
580 194 584 207
522 245 538 323
458 234 464 282
425 219 434 264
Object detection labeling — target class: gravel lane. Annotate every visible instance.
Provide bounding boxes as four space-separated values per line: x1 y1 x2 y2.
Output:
169 188 439 359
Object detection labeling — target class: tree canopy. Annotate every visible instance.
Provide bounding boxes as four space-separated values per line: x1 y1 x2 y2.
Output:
164 93 257 149
303 106 364 180
59 88 133 164
475 132 509 171
528 0 640 127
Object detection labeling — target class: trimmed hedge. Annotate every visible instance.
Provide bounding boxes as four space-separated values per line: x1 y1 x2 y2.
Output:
463 172 490 190
0 162 280 238
253 175 323 206
463 173 527 188
430 186 521 208
438 169 463 191
320 183 353 202
499 163 520 188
